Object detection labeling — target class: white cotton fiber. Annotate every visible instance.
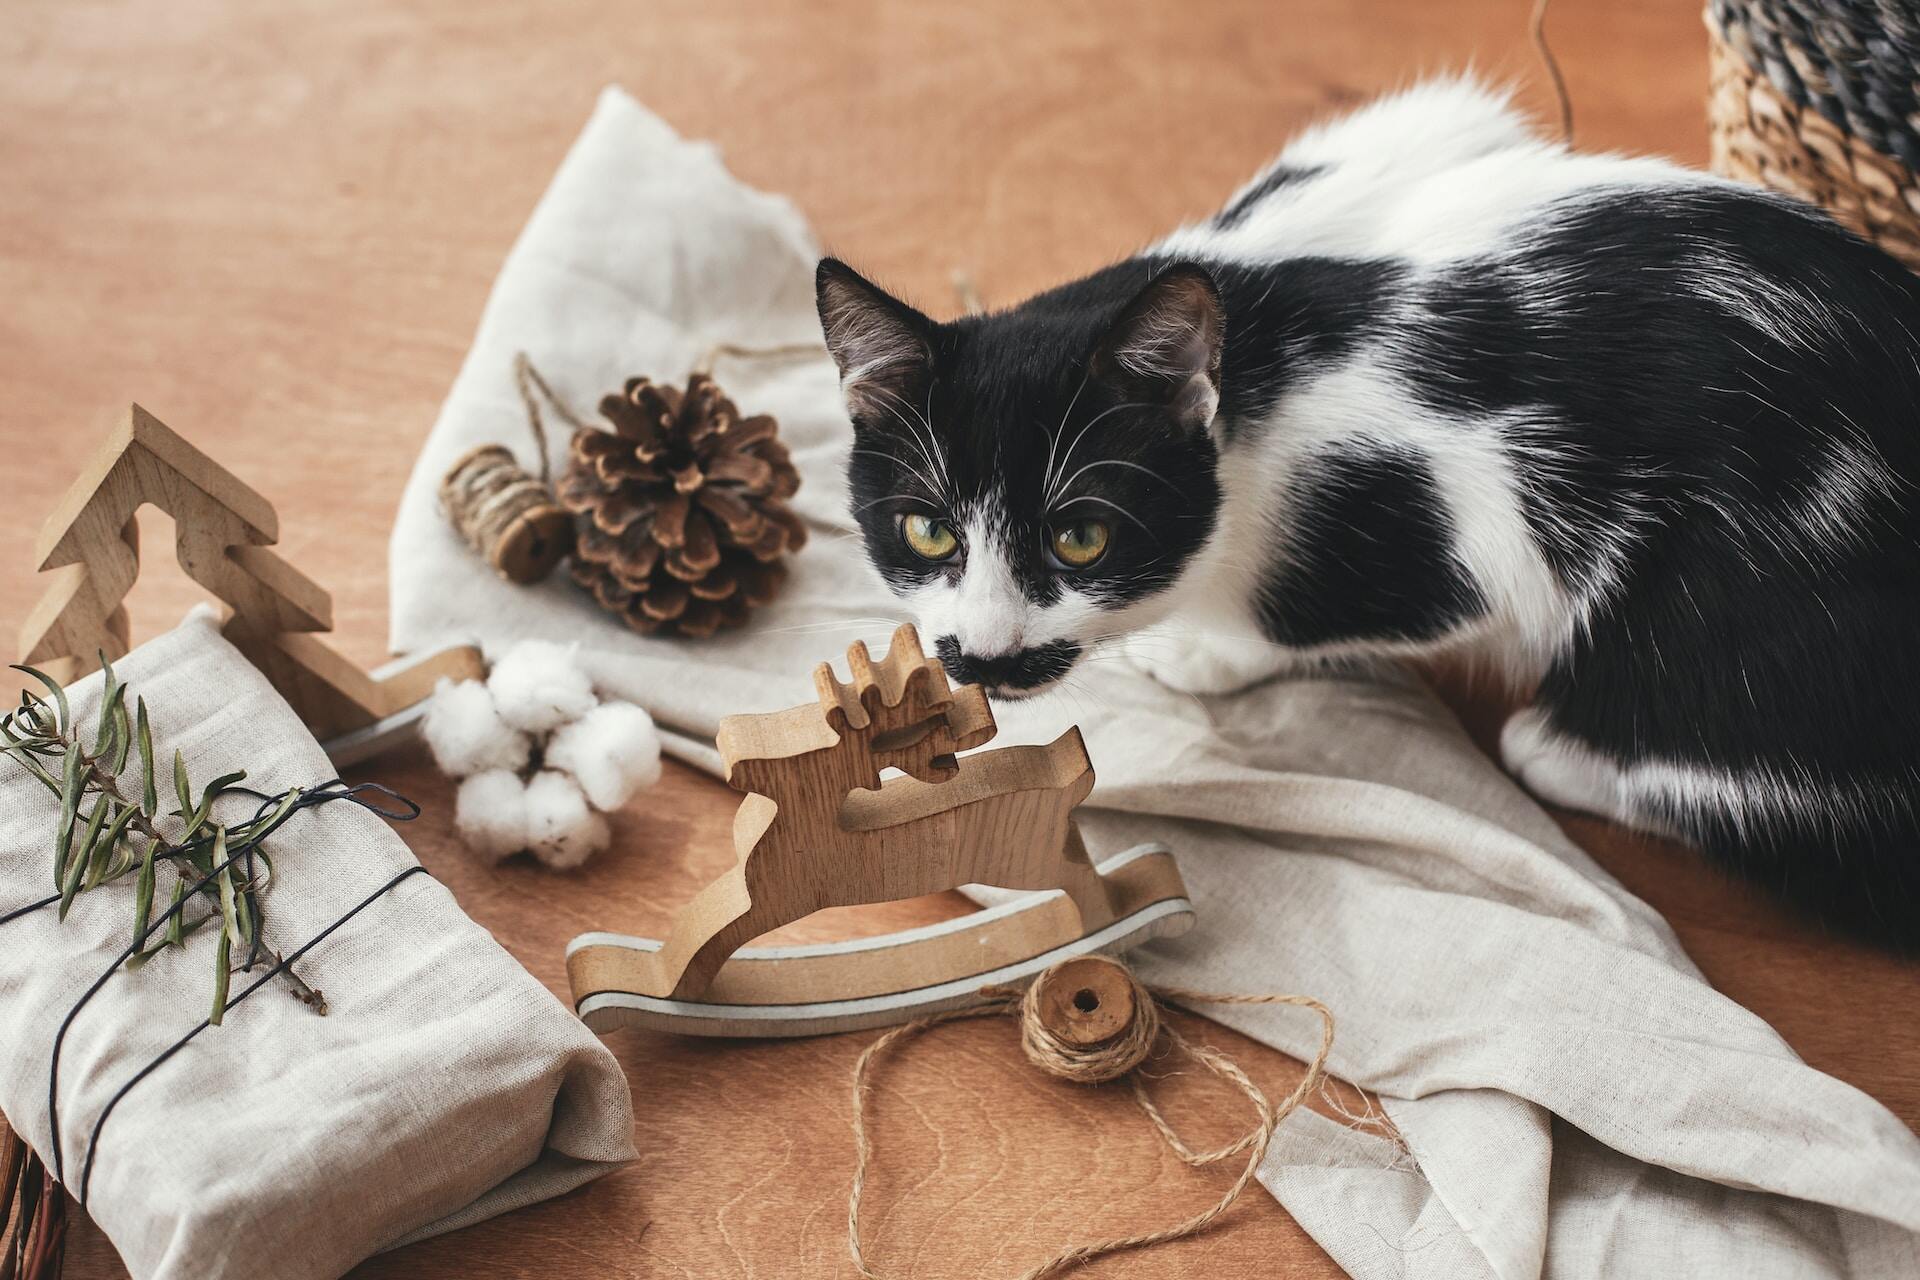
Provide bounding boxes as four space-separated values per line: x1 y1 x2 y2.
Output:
544 700 663 812
524 770 610 869
422 678 530 778
487 640 597 734
455 769 530 863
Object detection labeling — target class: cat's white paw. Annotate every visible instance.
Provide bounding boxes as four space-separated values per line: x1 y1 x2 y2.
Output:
1122 630 1291 695
1499 707 1633 825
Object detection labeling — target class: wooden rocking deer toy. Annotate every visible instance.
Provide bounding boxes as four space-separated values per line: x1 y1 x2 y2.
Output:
567 625 1194 1037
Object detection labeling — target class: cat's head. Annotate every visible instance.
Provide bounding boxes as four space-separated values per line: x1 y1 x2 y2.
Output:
817 258 1225 698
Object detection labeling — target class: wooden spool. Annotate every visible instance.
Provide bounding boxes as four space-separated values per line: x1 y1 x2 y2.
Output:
1031 956 1140 1049
439 443 572 584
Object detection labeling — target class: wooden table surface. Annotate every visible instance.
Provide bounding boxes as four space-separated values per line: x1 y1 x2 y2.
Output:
5 1 1916 1276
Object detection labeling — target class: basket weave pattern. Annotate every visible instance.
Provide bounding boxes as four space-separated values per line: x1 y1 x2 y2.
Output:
1707 0 1920 271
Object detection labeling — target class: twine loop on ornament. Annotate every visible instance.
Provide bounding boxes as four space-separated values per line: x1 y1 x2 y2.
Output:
848 954 1336 1280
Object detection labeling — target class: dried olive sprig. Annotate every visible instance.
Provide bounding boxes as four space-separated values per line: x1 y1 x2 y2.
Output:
1 657 323 1023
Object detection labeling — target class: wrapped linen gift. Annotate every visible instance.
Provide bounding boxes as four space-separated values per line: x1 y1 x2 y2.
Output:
0 609 635 1280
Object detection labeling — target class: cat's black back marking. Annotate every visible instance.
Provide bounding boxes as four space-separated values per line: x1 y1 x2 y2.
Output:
1257 447 1488 647
1213 164 1325 229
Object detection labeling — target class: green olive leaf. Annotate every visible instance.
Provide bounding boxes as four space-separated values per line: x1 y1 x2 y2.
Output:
129 837 158 957
53 748 85 894
110 692 133 774
59 801 109 919
135 698 157 815
209 931 232 1026
10 665 69 738
165 876 188 947
87 803 139 892
199 771 247 811
173 750 194 830
213 830 246 951
93 663 125 758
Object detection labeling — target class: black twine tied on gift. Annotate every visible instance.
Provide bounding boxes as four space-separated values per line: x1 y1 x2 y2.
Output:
0 778 424 1205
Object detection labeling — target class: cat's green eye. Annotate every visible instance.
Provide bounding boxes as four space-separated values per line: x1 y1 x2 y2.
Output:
1049 519 1111 569
900 513 960 562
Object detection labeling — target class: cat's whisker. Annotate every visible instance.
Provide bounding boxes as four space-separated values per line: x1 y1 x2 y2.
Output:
865 383 950 500
1043 402 1154 509
1051 493 1159 542
851 492 938 515
1050 457 1188 507
1041 371 1093 504
847 448 941 503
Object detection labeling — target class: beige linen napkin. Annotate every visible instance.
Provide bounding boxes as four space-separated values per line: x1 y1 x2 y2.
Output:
389 87 1920 1278
0 609 635 1280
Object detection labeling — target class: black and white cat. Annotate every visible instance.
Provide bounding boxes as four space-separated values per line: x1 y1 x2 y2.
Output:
816 78 1920 949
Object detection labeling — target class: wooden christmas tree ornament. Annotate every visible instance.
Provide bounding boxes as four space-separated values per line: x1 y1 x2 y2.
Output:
566 624 1195 1037
16 405 483 762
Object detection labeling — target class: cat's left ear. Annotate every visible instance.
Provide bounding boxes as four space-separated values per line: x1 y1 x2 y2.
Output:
1092 264 1224 433
816 258 936 422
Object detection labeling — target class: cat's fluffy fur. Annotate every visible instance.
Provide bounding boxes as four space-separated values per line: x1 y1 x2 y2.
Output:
817 77 1920 949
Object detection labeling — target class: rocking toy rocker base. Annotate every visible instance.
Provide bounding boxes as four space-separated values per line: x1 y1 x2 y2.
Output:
569 842 1193 1037
566 625 1196 1038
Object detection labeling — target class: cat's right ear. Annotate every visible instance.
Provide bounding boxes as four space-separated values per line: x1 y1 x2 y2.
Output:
1091 264 1225 434
816 259 936 421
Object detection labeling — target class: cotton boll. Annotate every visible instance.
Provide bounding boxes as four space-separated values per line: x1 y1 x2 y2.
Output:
544 701 664 812
422 678 530 778
524 770 610 869
487 640 597 734
455 769 530 863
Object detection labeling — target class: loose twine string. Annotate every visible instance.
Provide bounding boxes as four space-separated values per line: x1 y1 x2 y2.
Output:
847 956 1335 1280
515 340 828 458
1532 0 1573 146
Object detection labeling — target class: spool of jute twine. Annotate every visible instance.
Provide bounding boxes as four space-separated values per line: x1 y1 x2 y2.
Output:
438 354 578 584
848 954 1336 1280
440 444 572 584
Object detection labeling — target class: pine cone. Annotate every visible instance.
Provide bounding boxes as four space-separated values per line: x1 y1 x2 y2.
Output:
557 373 806 638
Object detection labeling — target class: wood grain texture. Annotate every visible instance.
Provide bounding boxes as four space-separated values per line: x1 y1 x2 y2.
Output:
4 1 1912 1277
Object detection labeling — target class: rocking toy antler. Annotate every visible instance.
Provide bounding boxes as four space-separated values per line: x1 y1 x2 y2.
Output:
567 625 1194 1037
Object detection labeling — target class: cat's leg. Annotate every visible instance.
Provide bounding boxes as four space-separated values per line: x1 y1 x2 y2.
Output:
1122 605 1295 695
1498 704 1674 834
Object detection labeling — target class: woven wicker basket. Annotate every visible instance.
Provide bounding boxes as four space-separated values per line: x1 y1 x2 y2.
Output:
1707 0 1920 270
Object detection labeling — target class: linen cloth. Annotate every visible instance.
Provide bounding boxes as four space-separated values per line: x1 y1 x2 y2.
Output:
0 610 636 1280
389 87 1920 1278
